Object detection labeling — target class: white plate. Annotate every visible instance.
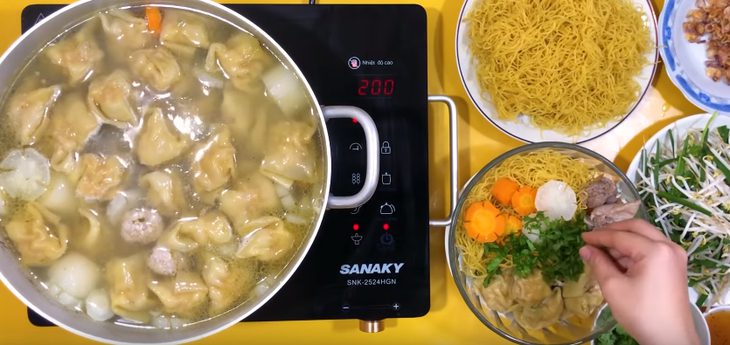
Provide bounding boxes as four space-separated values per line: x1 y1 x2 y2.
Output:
455 0 659 144
659 0 730 114
626 113 730 306
625 113 730 180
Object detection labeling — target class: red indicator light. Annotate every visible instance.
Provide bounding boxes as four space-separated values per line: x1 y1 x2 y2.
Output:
382 223 390 231
353 223 360 231
352 118 358 124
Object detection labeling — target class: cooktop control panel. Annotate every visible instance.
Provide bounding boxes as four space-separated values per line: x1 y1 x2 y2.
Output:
22 4 429 324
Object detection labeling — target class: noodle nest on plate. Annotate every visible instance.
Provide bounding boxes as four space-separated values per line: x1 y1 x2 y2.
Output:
466 0 653 135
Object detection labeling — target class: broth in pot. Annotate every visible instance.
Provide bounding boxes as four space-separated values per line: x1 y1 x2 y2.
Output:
0 4 324 329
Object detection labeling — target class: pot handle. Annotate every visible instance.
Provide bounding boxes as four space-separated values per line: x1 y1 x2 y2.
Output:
323 106 380 209
428 95 458 227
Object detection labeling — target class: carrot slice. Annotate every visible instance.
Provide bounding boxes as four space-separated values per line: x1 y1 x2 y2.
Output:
146 7 162 36
464 201 505 243
491 177 519 206
511 186 537 216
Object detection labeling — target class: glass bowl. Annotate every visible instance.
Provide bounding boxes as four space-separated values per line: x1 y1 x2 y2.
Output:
446 142 646 345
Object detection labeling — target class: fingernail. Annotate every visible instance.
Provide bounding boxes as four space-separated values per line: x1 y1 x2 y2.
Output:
579 246 592 261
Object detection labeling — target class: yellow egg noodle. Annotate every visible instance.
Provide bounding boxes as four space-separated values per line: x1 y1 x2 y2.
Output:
456 150 597 279
467 0 652 134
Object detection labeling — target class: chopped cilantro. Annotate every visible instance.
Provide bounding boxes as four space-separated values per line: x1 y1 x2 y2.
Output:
482 211 589 286
596 325 639 345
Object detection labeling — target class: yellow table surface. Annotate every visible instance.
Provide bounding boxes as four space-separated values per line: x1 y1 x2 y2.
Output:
0 0 701 344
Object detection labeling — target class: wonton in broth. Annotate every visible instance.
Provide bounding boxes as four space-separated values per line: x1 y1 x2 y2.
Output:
0 5 324 328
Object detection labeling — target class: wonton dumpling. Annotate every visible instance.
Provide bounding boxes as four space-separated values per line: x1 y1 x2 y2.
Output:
160 9 210 58
562 267 603 318
5 203 68 266
201 254 254 315
87 70 138 127
129 47 181 91
562 268 594 298
513 270 552 305
478 273 516 313
100 9 152 54
45 22 104 85
513 288 564 330
159 211 234 253
106 253 158 323
220 83 271 155
564 286 603 318
205 33 273 92
235 216 294 261
148 271 209 319
44 92 100 171
0 148 51 201
140 170 188 216
136 108 189 166
73 208 113 259
75 153 127 201
219 172 281 232
191 125 236 194
5 85 61 145
260 121 318 186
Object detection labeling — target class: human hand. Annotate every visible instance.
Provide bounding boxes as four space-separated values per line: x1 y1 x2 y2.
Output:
580 219 700 345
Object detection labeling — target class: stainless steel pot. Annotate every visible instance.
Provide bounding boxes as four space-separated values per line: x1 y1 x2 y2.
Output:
0 0 380 343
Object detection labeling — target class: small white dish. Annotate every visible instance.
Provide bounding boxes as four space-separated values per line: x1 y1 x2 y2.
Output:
703 304 730 343
658 0 730 114
626 113 730 307
455 0 659 143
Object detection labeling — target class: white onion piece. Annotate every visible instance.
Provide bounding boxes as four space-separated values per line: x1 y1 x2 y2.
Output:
85 289 114 321
535 180 577 221
38 172 77 216
0 148 50 201
274 184 289 198
253 280 272 298
0 191 7 216
152 314 188 330
57 291 82 309
281 195 295 210
285 213 306 225
106 189 142 226
262 172 294 189
195 68 224 89
169 317 188 329
262 65 306 116
48 252 100 299
152 314 170 329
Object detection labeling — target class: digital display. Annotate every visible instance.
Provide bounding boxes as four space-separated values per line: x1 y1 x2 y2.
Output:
357 78 395 96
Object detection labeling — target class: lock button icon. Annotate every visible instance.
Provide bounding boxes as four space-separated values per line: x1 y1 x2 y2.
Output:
380 141 392 155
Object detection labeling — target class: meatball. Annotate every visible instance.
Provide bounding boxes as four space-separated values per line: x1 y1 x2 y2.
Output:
147 246 176 276
120 208 163 244
584 177 617 209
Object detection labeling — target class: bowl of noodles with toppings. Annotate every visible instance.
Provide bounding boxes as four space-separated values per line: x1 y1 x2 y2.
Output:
446 143 647 344
455 0 658 143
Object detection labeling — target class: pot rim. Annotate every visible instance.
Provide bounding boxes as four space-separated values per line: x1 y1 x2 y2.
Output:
0 0 332 344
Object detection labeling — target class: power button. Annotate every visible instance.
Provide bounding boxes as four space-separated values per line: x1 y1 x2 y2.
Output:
380 233 394 246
